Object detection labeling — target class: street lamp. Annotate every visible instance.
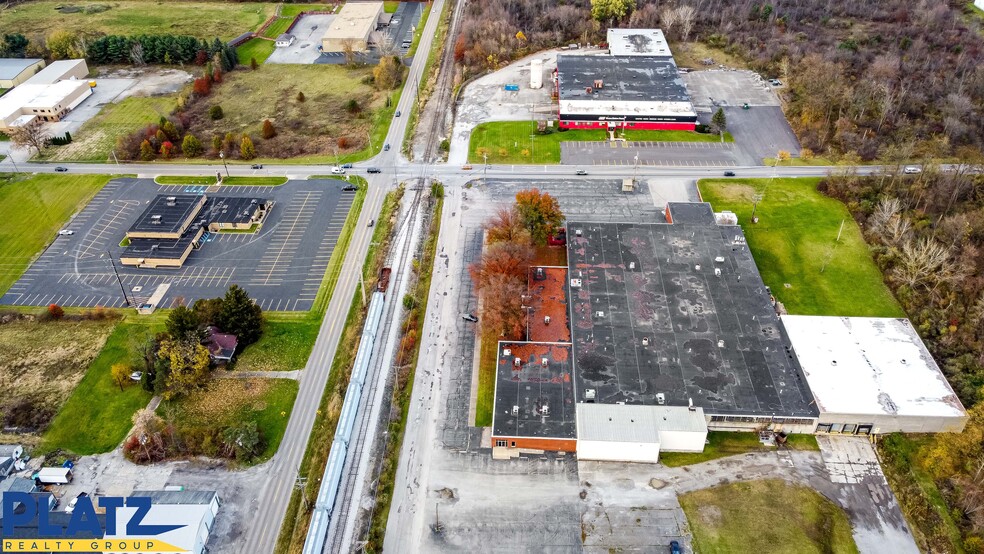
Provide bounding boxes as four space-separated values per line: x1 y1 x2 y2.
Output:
218 151 229 178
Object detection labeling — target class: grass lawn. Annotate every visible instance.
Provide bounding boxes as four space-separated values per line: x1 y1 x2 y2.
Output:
157 377 298 462
697 178 903 317
43 96 177 162
155 176 218 185
0 1 275 39
660 432 818 467
280 4 333 17
235 317 321 371
237 38 276 65
41 320 157 454
0 319 115 438
0 173 112 294
469 121 729 164
222 176 288 186
475 330 497 426
671 41 751 70
384 1 400 13
262 17 293 38
680 479 858 554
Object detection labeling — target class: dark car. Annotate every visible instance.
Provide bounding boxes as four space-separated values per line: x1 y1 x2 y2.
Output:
54 166 68 172
251 164 263 169
395 110 401 117
341 163 353 168
367 167 382 174
384 143 390 151
575 169 587 175
669 540 681 554
342 184 358 192
462 313 478 322
724 171 736 177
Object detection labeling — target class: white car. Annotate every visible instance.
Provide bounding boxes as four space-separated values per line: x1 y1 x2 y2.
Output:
66 492 88 514
330 166 345 174
130 371 143 381
903 166 922 174
57 229 74 236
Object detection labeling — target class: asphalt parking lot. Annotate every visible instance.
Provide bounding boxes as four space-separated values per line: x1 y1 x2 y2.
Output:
266 14 334 65
725 105 801 161
561 140 740 167
0 178 354 311
683 69 779 108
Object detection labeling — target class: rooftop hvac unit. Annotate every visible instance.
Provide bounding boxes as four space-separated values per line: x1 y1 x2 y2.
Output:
715 256 725 263
656 393 666 405
689 398 696 411
585 87 593 94
544 315 551 325
503 348 512 356
714 268 722 276
541 357 549 367
514 357 522 367
595 311 605 318
718 340 725 348
593 79 604 89
695 264 701 271
570 278 582 288
629 261 636 270
575 229 583 237
150 215 162 224
512 405 519 416
642 337 650 346
166 195 176 202
541 405 550 415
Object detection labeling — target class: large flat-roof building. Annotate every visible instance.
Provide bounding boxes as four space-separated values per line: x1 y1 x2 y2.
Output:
0 59 91 132
322 2 384 52
782 316 967 434
555 55 696 131
0 58 45 88
122 491 220 554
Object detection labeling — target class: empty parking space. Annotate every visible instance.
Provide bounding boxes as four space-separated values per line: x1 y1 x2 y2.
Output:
561 140 740 167
0 178 354 312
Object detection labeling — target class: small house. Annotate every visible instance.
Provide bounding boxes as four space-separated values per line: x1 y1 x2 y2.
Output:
205 326 238 362
276 33 296 48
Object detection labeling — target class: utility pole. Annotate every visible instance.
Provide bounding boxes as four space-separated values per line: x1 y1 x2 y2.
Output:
219 151 229 178
107 251 131 307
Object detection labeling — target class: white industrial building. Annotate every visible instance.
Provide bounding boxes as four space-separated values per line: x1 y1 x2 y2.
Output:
576 404 707 463
0 58 46 88
782 316 968 434
0 59 91 132
321 2 383 52
606 28 672 58
116 490 220 554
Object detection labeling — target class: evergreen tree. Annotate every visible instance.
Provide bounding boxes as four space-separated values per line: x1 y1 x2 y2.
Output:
166 305 201 340
711 107 727 134
182 134 204 158
215 285 263 346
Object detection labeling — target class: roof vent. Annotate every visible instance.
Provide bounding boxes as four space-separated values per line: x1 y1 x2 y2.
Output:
150 215 162 224
642 337 650 347
575 229 583 237
514 357 522 367
593 79 603 89
503 348 512 356
585 86 593 94
656 393 665 405
541 357 549 367
570 278 582 288
595 311 605 318
585 389 596 402
831 360 838 366
512 405 519 416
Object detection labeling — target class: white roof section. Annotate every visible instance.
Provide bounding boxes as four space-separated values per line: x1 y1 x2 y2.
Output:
0 80 89 121
607 29 672 57
25 59 86 85
577 403 706 442
326 2 382 41
560 98 696 118
783 316 966 418
0 58 43 80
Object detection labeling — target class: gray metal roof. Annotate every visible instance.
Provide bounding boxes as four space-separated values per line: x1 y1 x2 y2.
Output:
557 55 687 103
131 490 217 505
576 404 706 442
0 477 36 494
0 58 43 81
0 444 21 457
129 194 204 236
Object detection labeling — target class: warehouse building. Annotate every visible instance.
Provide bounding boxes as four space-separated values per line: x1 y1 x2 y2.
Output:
554 55 697 130
0 59 91 132
782 315 967 434
606 28 672 58
0 58 45 88
321 2 384 53
576 404 706 463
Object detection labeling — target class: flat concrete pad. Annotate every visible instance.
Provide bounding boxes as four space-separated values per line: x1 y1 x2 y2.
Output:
684 69 779 108
561 140 739 167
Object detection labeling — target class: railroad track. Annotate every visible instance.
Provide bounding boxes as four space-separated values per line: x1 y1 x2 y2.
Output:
420 0 466 162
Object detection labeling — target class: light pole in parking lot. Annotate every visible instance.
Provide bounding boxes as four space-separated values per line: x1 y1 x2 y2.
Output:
219 151 229 178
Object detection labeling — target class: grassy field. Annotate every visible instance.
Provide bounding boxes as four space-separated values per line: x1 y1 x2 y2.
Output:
41 320 156 454
280 4 334 17
660 432 818 467
469 121 730 164
0 319 115 438
697 178 904 317
235 317 321 371
154 176 287 186
43 96 177 162
262 17 293 38
384 1 400 13
0 173 112 294
672 41 751 70
155 176 218 185
680 480 858 554
0 1 275 39
237 38 277 65
475 331 497 426
157 377 298 462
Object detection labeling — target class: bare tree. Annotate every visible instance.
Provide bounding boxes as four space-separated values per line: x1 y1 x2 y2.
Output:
896 237 951 290
659 6 679 40
371 31 397 57
9 123 49 156
340 38 357 66
676 5 697 43
130 41 145 66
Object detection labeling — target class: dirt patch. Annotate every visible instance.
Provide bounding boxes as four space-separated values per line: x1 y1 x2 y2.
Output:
697 504 723 526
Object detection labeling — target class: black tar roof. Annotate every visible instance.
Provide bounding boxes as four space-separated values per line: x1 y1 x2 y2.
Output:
492 342 577 440
556 55 689 103
201 197 267 226
129 194 204 235
122 233 196 260
667 202 716 225
567 220 817 418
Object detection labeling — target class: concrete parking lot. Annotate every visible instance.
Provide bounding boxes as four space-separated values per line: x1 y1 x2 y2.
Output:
0 178 354 311
266 14 334 64
683 69 779 108
561 139 740 167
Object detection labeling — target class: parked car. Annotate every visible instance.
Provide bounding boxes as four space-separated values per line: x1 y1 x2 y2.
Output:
341 163 353 168
342 184 358 192
669 540 681 554
251 164 263 169
384 143 390 151
462 313 478 322
724 171 736 176
54 167 68 172
366 167 382 174
462 165 473 170
57 229 74 236
575 169 587 175
331 166 345 174
66 492 88 514
903 166 922 174
769 79 782 86
130 371 143 382
395 110 401 117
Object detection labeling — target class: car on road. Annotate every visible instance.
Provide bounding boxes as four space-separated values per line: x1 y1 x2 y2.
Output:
57 229 74 236
331 166 345 174
65 492 88 514
54 166 68 172
669 540 681 554
462 313 478 322
575 169 587 175
395 110 401 117
130 371 143 381
903 166 922 174
367 167 381 174
368 219 375 227
384 143 390 151
724 171 736 176
251 164 263 169
462 165 473 170
341 163 353 168
342 184 358 192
